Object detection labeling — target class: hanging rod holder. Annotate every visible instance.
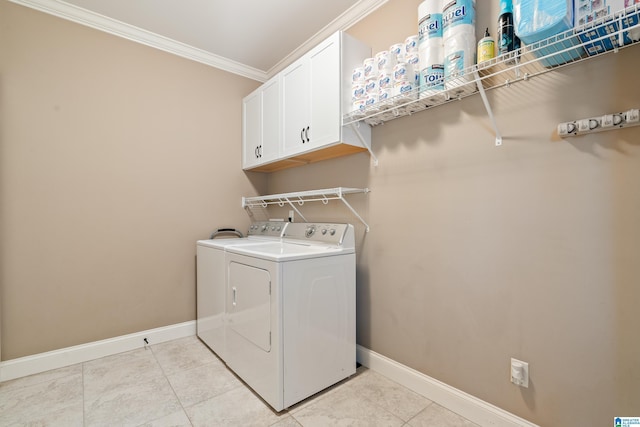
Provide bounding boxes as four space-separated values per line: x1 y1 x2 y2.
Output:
242 187 371 231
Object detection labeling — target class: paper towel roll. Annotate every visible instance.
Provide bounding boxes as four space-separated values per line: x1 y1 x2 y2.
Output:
443 34 477 95
419 64 445 103
419 40 444 92
442 0 476 38
418 0 443 47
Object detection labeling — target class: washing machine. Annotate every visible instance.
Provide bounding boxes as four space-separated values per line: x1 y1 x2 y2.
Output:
196 221 287 360
223 222 356 411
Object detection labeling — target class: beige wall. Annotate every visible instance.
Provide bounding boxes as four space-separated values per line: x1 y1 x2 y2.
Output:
2 1 639 425
267 1 640 426
0 2 264 360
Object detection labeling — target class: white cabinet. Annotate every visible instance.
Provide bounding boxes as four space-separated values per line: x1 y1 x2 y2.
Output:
243 31 372 173
282 60 310 156
242 76 280 170
282 34 341 156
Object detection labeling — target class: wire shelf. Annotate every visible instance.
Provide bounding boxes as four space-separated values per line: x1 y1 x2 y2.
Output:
242 187 371 231
343 4 640 127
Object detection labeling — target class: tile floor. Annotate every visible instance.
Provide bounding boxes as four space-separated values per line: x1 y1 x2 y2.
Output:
0 336 479 426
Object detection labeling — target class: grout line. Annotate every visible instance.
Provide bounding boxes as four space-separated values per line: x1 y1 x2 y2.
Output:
148 338 195 426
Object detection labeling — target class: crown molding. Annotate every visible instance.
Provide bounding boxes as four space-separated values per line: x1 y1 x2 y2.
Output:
9 0 388 83
266 0 390 79
8 0 269 82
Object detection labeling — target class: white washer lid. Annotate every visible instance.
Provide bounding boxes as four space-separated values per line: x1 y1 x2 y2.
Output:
225 241 353 261
196 236 278 249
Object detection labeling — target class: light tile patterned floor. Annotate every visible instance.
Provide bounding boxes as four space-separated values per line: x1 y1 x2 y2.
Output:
0 336 479 426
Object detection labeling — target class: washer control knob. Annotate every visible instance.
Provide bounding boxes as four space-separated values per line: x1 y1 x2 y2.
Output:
261 225 268 232
271 226 276 231
276 226 281 231
329 229 336 236
305 226 316 238
321 229 327 235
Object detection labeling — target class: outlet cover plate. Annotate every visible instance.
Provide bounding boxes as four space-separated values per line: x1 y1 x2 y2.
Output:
511 358 529 388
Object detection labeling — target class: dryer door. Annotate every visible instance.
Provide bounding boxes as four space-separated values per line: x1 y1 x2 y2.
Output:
228 261 271 352
225 254 283 411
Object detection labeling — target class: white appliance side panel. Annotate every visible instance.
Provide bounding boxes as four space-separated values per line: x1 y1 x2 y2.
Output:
225 254 284 411
196 245 226 359
282 253 356 407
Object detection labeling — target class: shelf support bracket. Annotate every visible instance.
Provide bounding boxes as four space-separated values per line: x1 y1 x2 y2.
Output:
337 191 370 233
473 69 503 146
350 122 379 166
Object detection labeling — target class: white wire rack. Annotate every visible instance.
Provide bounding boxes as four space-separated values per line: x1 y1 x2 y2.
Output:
242 187 371 231
343 4 640 145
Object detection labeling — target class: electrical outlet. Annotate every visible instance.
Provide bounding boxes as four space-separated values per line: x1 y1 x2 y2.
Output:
511 358 529 388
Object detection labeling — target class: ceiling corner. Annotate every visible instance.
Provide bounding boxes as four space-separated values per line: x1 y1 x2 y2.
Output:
8 0 270 82
265 0 390 79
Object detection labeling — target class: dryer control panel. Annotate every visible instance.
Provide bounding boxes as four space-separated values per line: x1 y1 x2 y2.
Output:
247 221 288 237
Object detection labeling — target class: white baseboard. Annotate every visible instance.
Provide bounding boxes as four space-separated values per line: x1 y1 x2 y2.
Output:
0 321 196 382
356 345 538 427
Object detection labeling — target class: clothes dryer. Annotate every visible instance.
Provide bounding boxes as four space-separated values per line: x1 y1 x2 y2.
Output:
223 222 356 411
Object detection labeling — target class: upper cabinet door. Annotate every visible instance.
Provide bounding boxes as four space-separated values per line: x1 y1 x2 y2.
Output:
308 33 341 149
242 89 262 169
281 59 311 156
242 76 280 170
261 77 280 164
